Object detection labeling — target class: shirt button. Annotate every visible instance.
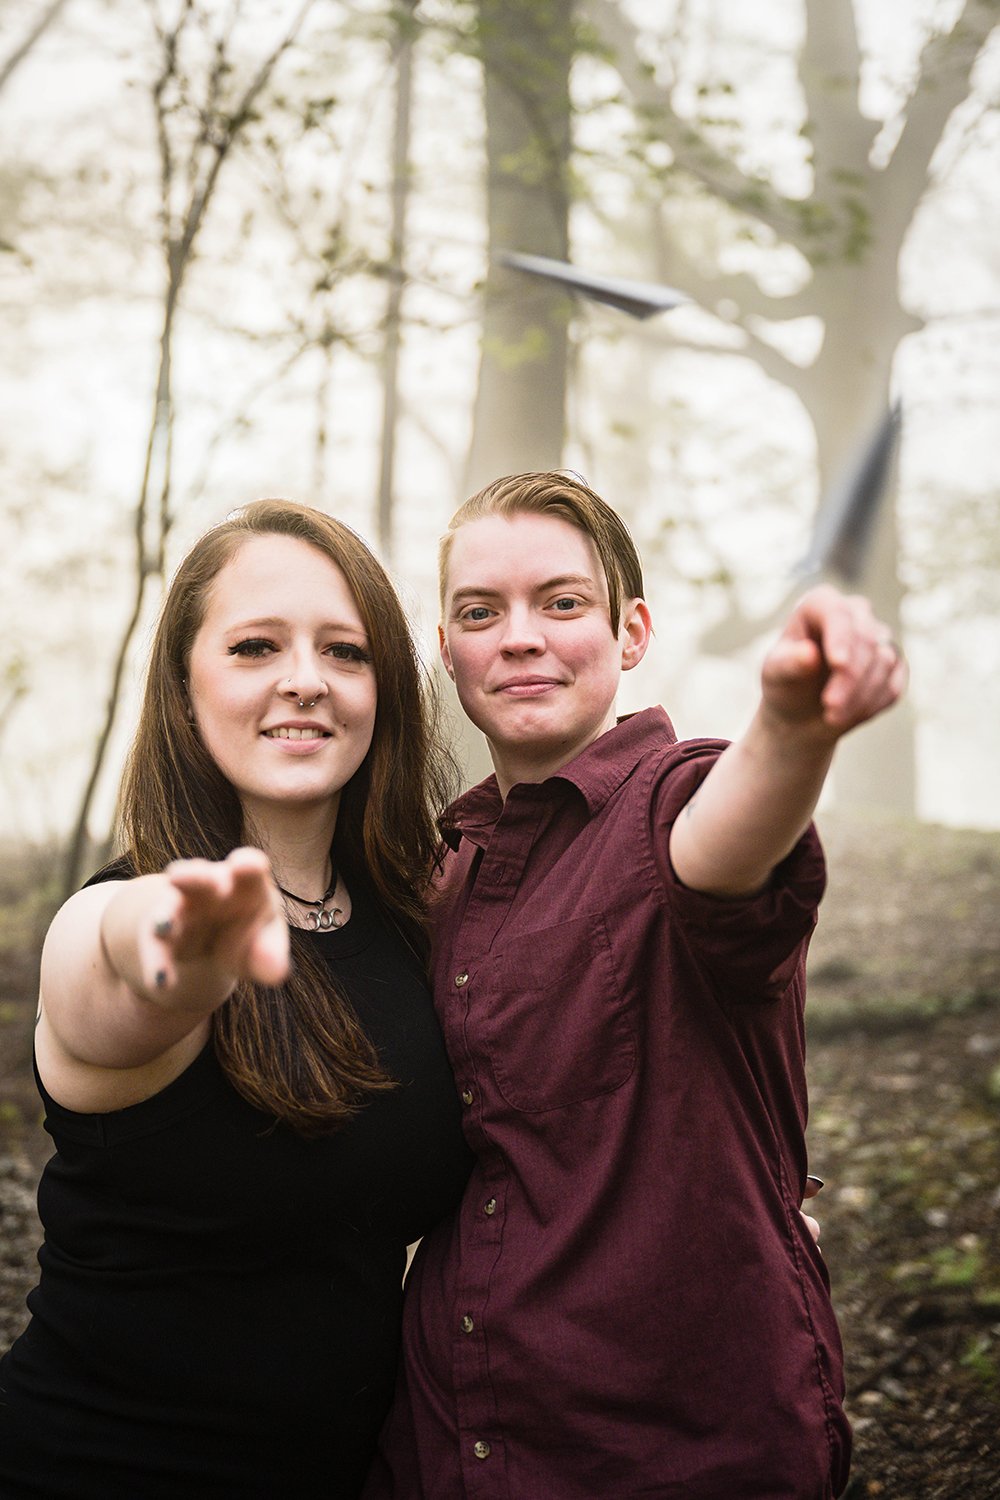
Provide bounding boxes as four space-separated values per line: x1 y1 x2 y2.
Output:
455 971 469 988
484 1197 497 1216
461 1088 474 1105
473 1440 491 1460
461 1314 475 1333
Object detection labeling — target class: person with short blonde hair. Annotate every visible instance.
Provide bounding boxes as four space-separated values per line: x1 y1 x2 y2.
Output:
368 470 905 1500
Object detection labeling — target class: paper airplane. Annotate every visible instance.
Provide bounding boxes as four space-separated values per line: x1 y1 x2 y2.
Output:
699 402 903 655
795 402 902 584
496 250 689 320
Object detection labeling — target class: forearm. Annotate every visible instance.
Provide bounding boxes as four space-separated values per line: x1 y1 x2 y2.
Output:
669 707 836 896
669 585 906 897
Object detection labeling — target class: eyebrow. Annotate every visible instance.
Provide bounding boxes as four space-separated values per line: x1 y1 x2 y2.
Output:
226 616 368 636
449 573 597 604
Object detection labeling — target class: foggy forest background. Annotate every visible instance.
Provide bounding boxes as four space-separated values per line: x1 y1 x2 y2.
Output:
1 0 999 896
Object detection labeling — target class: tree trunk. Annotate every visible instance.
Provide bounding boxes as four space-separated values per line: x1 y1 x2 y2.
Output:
464 0 575 492
446 0 578 790
803 261 918 814
828 450 918 815
376 0 418 564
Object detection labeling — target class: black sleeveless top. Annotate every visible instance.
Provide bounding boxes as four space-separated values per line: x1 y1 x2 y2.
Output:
0 876 473 1499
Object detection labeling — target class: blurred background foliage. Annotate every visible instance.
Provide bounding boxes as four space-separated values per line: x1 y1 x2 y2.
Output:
0 0 998 889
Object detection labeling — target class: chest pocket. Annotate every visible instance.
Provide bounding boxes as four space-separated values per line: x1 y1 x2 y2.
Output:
480 913 635 1111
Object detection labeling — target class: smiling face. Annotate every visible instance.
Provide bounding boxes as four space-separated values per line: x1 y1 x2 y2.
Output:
440 512 651 794
186 534 377 830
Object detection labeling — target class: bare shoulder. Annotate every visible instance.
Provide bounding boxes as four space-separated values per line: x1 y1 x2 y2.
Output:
38 880 127 1009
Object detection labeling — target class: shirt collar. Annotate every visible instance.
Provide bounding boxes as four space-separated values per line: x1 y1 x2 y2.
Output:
440 706 677 849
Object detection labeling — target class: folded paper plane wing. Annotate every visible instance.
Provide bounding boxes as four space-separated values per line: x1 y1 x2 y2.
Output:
496 250 689 319
795 403 902 584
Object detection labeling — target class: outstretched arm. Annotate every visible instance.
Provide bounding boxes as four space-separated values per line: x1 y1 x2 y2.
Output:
37 848 290 1084
669 586 906 897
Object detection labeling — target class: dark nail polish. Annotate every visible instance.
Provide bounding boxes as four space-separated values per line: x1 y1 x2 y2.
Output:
154 919 173 939
155 969 168 990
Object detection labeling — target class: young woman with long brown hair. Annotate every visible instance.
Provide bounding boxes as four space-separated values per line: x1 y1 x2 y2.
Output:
0 499 473 1500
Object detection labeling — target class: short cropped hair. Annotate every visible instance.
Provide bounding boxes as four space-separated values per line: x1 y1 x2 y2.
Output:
439 471 644 629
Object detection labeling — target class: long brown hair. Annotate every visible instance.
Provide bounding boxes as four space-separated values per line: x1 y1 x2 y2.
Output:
117 498 457 1132
439 470 644 628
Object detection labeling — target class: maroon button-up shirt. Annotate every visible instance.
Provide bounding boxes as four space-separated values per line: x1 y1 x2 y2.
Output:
366 709 850 1500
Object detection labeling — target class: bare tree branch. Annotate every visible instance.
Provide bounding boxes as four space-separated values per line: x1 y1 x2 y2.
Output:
658 243 816 323
0 677 27 740
879 0 999 251
653 321 813 401
582 0 807 244
150 0 193 261
174 0 317 274
0 0 72 95
63 0 321 895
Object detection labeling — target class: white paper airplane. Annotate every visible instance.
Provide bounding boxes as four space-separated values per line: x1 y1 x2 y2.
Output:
496 250 690 319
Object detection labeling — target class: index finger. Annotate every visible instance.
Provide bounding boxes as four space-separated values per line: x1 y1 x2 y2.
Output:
165 849 272 897
802 590 877 673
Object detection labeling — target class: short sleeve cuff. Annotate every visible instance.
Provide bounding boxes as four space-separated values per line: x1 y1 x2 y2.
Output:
651 742 827 1001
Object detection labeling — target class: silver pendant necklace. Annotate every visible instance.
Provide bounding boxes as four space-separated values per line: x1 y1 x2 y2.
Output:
275 864 344 931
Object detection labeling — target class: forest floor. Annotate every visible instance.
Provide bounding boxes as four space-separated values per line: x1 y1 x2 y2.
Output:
1 817 998 1497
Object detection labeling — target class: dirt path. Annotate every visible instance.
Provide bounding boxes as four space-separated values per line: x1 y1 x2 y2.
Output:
808 1005 1000 1497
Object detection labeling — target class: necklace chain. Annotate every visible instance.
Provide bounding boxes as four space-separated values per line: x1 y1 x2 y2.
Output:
275 863 344 931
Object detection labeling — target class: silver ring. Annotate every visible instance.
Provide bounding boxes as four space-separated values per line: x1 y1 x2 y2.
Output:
297 696 317 709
